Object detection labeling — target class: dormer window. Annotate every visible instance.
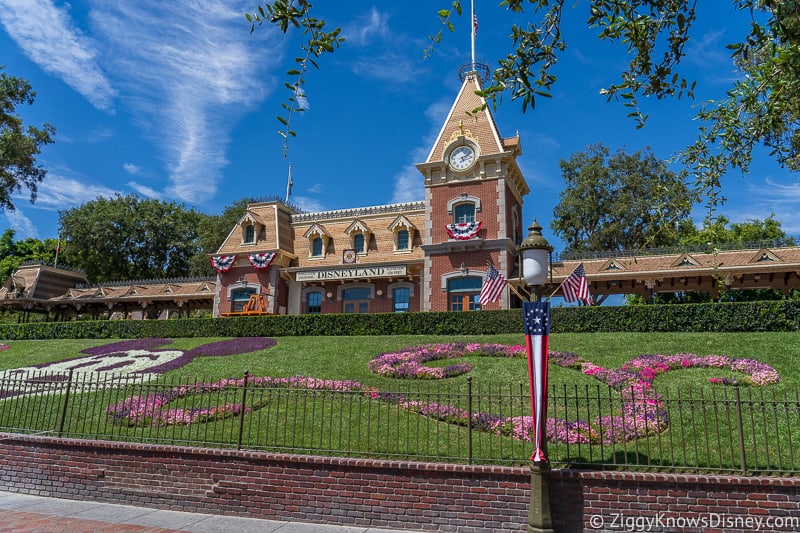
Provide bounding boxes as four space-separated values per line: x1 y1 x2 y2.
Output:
345 219 371 256
304 223 330 259
389 215 417 253
353 233 365 254
244 224 256 243
311 237 324 257
397 229 409 250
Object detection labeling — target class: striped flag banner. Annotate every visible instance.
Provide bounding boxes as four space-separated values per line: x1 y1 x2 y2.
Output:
523 300 550 463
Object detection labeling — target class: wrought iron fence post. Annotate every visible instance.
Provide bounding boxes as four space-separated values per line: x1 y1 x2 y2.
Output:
466 376 473 464
57 369 74 437
733 380 748 475
237 371 249 450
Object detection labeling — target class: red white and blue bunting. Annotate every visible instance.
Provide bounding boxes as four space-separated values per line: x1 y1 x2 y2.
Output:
210 255 237 273
445 221 483 240
249 252 277 270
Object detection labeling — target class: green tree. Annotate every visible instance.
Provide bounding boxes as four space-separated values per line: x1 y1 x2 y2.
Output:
0 229 63 282
0 66 56 212
679 214 796 248
551 144 697 253
250 1 799 206
59 194 204 283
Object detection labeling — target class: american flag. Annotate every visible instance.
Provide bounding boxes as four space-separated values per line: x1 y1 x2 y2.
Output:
479 263 507 305
561 263 592 305
523 301 550 463
473 14 478 35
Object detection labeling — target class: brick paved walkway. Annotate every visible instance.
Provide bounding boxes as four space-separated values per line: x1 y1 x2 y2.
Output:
0 509 181 532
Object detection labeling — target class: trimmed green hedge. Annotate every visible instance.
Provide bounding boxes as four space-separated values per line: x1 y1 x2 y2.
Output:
2 300 799 340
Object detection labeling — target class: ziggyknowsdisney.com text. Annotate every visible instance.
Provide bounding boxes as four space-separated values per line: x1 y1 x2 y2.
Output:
589 512 800 531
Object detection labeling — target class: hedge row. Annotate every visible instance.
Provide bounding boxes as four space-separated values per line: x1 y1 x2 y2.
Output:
1 300 799 340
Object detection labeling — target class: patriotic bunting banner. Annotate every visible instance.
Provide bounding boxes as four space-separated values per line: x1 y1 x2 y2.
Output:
210 255 237 273
248 252 277 270
445 221 483 240
523 300 551 463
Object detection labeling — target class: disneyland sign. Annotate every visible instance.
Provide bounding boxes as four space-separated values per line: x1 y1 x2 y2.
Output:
296 265 407 282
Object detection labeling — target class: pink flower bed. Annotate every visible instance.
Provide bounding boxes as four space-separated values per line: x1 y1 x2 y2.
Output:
101 340 780 447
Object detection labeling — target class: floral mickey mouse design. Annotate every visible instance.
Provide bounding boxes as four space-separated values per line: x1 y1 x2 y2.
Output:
0 338 781 446
0 337 276 400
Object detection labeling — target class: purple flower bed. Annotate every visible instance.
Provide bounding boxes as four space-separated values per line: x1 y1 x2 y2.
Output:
139 337 278 374
368 342 524 379
104 342 780 448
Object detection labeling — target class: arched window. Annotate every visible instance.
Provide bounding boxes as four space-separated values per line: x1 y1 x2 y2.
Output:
396 229 409 250
353 233 365 253
454 203 476 224
306 291 322 314
447 276 482 311
311 237 323 257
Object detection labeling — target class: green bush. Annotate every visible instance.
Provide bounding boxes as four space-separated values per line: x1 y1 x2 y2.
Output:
1 300 799 340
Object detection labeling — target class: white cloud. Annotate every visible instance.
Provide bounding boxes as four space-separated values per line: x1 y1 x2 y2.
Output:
755 179 800 203
32 174 118 210
292 196 325 213
344 7 389 46
123 163 141 175
0 0 116 110
4 209 39 240
83 0 283 205
127 181 160 198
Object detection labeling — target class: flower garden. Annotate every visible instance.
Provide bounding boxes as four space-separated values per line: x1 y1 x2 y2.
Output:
12 337 768 446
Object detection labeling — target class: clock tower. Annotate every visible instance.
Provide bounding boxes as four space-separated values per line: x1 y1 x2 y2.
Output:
416 69 530 311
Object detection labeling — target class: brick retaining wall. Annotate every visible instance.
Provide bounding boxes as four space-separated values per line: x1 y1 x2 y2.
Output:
0 435 798 532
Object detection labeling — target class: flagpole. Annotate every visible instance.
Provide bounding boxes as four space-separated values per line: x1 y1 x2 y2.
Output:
470 0 476 65
54 236 61 269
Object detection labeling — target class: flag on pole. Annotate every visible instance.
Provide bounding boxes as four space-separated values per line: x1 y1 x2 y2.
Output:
523 301 550 463
479 263 507 305
561 263 592 305
473 13 478 35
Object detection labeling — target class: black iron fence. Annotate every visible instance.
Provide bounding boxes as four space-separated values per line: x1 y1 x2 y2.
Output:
0 370 797 475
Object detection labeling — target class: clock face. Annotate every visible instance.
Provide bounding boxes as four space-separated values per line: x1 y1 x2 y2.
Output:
449 145 476 171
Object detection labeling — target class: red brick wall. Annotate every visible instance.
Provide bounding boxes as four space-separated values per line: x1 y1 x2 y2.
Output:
1 435 798 532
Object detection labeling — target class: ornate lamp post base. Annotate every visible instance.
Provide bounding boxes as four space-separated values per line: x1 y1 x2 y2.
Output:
528 462 555 533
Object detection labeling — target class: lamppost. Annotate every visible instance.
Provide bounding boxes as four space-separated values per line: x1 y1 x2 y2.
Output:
517 220 555 533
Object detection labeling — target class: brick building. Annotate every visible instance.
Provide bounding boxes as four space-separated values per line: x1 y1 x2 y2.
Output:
211 70 528 316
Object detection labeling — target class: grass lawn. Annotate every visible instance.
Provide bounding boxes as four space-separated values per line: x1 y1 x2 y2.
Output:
1 332 798 471
3 332 799 388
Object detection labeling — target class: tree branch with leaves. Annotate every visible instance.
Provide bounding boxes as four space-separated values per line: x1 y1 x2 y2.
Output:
247 1 344 157
0 66 55 213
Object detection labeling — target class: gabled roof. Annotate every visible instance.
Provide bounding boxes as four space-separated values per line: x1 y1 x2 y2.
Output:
304 223 330 239
389 215 417 232
425 71 505 163
749 248 781 263
671 253 701 268
600 258 627 272
344 219 371 235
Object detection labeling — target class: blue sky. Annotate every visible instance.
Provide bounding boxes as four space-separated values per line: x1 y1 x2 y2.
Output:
1 1 798 253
